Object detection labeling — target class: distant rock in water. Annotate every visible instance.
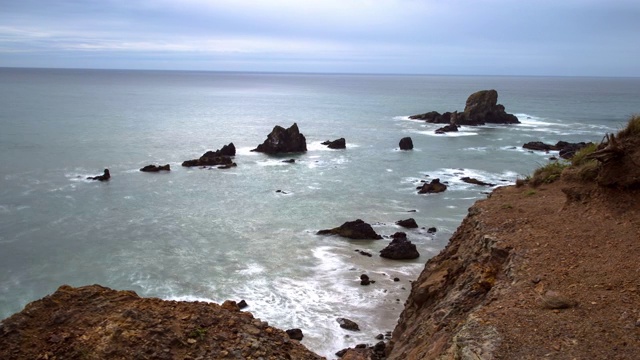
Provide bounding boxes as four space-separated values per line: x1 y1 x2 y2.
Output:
321 138 346 149
337 317 360 331
435 123 459 134
252 123 307 154
523 140 593 159
417 179 447 194
380 236 420 260
396 218 419 228
140 164 170 172
461 177 495 187
182 143 236 167
317 219 382 240
409 89 519 126
399 137 413 150
87 169 110 181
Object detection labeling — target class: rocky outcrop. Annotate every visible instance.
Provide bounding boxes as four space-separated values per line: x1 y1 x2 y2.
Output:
522 140 593 159
317 219 382 240
396 218 419 228
379 236 420 260
399 137 413 150
435 123 458 134
461 177 495 186
0 285 323 360
252 123 307 154
140 164 170 172
417 179 447 194
182 143 236 167
322 138 346 149
87 169 110 181
409 90 519 127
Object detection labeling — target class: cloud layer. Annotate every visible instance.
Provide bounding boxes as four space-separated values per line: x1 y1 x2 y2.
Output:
1 0 638 75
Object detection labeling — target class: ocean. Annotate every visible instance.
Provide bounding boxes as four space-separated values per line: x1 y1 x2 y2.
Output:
1 68 638 356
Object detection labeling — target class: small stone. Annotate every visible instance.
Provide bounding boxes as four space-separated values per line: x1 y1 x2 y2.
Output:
360 274 371 286
187 338 197 344
393 277 400 282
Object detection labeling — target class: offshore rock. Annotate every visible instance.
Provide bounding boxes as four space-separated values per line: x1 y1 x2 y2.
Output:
337 318 360 331
0 285 323 360
140 164 170 172
182 143 236 167
380 237 420 260
417 179 447 194
317 219 383 240
461 177 495 187
286 328 304 340
399 137 414 150
396 218 419 228
252 123 307 154
322 138 346 149
435 123 458 134
87 169 110 181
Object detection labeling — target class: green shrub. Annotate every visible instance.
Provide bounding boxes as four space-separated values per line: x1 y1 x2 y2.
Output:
570 143 598 166
529 161 569 187
616 114 640 139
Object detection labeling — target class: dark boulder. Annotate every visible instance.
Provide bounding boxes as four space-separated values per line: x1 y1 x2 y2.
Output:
417 178 447 194
391 232 407 240
461 89 519 125
337 318 360 331
360 274 371 286
399 137 413 150
396 218 418 228
237 300 248 309
286 328 304 340
523 141 554 152
380 237 420 260
140 164 170 172
427 227 437 233
182 143 236 167
408 111 450 124
317 219 382 240
321 138 346 149
461 177 495 186
251 123 307 154
87 169 110 181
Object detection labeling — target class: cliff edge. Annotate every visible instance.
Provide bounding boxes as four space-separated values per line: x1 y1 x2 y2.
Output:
387 116 640 359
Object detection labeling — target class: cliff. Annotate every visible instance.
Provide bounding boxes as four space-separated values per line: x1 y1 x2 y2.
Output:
387 116 640 359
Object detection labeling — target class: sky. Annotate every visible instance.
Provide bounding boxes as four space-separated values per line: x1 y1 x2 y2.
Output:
0 0 639 76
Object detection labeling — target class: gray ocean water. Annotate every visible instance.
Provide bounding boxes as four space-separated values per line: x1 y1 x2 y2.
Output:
1 68 639 356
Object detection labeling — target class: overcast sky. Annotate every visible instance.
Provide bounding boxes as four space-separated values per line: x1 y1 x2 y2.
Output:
1 0 638 76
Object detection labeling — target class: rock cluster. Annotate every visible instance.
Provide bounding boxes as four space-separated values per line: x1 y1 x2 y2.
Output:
182 143 237 168
409 90 519 131
523 140 593 159
140 164 170 172
417 179 447 194
252 123 307 154
322 138 346 149
87 169 110 181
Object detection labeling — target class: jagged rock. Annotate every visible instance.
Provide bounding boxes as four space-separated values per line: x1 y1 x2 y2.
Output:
461 177 495 186
391 232 408 240
417 179 447 194
182 143 236 167
317 219 382 240
286 328 304 340
322 138 346 149
461 89 519 125
252 123 307 154
380 237 420 260
140 164 170 172
396 218 419 228
399 137 413 150
87 169 110 181
337 318 360 331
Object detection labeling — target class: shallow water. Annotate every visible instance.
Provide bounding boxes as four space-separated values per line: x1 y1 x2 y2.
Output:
1 68 639 356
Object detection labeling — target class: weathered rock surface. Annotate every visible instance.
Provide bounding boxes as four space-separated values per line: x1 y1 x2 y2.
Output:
322 138 346 149
0 284 323 360
252 123 307 154
317 219 382 240
337 318 360 331
87 169 110 181
399 137 413 150
140 164 171 172
379 237 420 260
182 143 236 167
417 179 447 194
409 89 519 127
396 218 419 228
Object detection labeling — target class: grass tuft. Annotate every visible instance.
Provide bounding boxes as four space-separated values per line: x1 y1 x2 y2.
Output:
529 161 569 187
616 114 640 139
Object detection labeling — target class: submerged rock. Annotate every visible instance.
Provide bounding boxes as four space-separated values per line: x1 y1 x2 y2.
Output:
399 137 413 150
140 164 170 172
252 123 307 154
461 177 495 186
317 219 383 240
87 169 110 181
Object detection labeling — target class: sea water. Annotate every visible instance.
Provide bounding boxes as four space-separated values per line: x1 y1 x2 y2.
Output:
1 68 638 356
